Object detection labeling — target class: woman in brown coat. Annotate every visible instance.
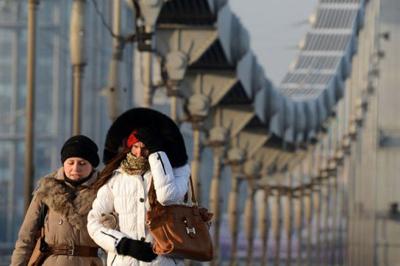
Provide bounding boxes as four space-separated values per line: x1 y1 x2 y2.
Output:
11 135 105 266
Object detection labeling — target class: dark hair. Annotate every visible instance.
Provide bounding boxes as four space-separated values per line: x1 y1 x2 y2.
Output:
94 148 130 190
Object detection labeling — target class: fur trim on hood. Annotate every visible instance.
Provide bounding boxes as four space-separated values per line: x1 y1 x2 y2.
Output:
103 107 188 167
34 168 99 230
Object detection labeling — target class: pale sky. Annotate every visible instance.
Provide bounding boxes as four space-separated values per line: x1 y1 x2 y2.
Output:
229 0 319 85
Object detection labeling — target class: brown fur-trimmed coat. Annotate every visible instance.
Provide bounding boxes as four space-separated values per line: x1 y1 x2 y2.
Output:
11 168 103 266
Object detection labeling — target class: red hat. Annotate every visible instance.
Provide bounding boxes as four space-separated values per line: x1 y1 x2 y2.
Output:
126 130 139 148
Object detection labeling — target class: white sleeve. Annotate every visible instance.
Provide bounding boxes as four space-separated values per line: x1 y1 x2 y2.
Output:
148 151 190 205
87 181 128 253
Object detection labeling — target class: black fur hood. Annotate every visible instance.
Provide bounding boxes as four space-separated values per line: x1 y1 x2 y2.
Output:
103 107 188 167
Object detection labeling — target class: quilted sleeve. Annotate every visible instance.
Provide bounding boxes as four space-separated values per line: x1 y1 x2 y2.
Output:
87 181 128 253
148 151 190 205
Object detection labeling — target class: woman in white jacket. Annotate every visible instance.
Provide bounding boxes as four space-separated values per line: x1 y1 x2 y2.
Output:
87 127 190 265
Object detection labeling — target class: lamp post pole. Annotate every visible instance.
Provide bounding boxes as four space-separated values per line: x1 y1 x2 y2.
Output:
209 147 224 266
259 186 271 266
24 0 39 212
228 173 243 266
107 0 122 121
272 187 282 266
70 0 87 134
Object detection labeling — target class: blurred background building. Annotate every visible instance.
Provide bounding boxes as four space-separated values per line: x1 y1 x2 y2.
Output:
0 0 134 252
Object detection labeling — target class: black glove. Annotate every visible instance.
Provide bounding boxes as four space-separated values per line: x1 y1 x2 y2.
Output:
116 237 157 262
134 127 164 154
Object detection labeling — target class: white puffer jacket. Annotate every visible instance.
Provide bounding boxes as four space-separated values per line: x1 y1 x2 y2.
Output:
87 152 190 266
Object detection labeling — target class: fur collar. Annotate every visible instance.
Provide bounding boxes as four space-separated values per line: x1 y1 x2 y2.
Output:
34 168 99 230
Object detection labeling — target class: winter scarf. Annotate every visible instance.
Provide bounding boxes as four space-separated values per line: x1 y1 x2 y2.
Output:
120 152 150 176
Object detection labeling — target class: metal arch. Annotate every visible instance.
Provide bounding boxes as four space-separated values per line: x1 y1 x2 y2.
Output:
206 105 255 138
181 70 235 104
252 73 274 125
333 73 346 101
229 13 250 64
293 101 307 144
323 85 337 115
164 5 250 70
208 0 228 15
234 117 270 160
252 59 269 95
253 83 271 126
303 100 319 142
263 86 283 125
155 26 218 66
276 0 365 137
269 105 284 138
182 60 258 110
215 4 235 65
269 96 295 141
216 6 250 66
316 94 329 128
183 52 260 111
156 0 221 25
155 2 250 69
282 99 296 144
236 51 256 100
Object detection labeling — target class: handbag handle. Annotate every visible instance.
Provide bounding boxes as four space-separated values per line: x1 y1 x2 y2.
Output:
149 175 197 208
37 203 48 238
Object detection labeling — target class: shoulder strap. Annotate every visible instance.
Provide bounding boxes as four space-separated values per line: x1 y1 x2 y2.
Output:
148 179 157 207
188 175 197 205
148 175 197 208
38 203 48 228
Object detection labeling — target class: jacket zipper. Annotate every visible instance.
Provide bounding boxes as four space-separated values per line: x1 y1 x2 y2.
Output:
157 152 167 175
100 231 118 241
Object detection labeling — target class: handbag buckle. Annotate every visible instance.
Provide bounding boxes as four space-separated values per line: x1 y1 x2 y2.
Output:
186 227 196 235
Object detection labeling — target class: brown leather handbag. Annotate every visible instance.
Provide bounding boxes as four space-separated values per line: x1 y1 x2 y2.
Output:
28 204 50 266
146 176 214 261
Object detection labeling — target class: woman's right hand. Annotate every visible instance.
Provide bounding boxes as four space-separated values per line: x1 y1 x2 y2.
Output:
99 212 119 230
116 237 157 262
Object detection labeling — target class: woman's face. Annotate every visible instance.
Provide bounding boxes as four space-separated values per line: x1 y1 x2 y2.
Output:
131 141 149 158
63 157 93 180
